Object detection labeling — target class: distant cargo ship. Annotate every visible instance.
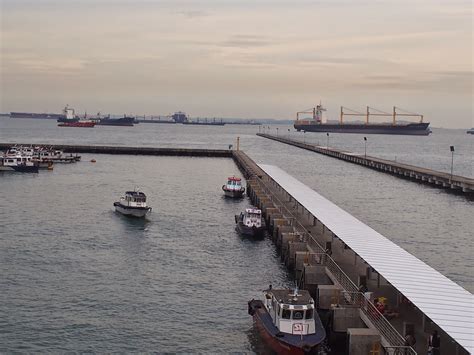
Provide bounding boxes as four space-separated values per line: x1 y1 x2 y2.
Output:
96 115 135 127
183 118 225 126
56 105 80 123
10 112 64 119
294 104 431 136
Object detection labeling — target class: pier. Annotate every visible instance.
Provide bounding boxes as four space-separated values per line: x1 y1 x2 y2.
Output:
233 150 472 355
256 133 474 194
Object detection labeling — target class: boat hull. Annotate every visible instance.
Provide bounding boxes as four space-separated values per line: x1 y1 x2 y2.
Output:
97 117 135 126
223 186 245 198
0 165 39 173
294 122 431 135
235 218 266 238
58 122 95 128
248 300 325 355
113 202 151 218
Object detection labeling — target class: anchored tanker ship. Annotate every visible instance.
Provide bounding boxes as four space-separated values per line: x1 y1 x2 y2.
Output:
294 104 431 136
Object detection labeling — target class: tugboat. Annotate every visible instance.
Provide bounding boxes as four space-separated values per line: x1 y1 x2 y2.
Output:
222 176 245 198
113 189 152 217
248 286 326 354
235 207 266 237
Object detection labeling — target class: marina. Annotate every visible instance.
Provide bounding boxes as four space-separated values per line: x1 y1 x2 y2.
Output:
2 0 472 353
2 138 469 353
0 135 472 353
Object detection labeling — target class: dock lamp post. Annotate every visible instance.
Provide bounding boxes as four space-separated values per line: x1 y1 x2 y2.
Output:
326 133 329 149
288 128 290 139
450 145 455 180
303 130 306 144
276 127 279 137
364 137 367 158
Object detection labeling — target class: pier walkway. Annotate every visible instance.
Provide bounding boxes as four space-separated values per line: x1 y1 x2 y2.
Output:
233 151 472 355
256 133 474 194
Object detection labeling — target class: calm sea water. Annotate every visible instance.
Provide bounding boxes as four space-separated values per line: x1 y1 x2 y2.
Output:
0 118 472 352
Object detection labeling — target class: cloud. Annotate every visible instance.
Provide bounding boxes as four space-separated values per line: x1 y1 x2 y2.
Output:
357 71 473 91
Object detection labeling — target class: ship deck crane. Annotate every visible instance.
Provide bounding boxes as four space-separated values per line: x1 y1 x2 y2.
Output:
340 106 424 125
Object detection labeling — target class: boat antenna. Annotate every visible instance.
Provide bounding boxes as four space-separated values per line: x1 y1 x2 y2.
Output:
293 281 299 297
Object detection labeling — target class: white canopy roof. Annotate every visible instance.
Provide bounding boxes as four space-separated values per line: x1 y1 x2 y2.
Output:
259 164 474 353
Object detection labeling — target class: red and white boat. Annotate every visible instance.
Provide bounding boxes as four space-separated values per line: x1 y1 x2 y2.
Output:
248 286 326 354
222 176 245 198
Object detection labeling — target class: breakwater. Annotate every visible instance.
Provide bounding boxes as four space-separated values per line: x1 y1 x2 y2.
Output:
256 133 474 194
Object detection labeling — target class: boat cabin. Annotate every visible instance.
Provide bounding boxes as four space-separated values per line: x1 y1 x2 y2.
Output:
263 288 316 335
120 191 148 207
241 208 263 228
225 176 242 191
1 154 34 166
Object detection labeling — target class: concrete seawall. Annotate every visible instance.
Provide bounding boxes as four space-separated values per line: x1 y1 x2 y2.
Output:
0 143 233 158
256 133 474 194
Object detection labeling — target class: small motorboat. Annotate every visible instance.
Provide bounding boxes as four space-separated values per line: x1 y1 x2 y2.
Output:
248 286 326 355
235 207 266 237
222 176 245 198
113 189 152 218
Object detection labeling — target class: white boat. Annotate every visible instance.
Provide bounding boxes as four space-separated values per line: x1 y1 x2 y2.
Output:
36 149 80 163
114 190 152 218
222 176 245 198
235 207 266 237
0 153 39 173
248 286 326 354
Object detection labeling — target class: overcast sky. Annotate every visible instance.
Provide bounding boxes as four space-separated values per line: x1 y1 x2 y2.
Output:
1 0 472 127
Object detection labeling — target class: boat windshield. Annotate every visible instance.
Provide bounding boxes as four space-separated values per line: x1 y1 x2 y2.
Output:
280 307 313 320
292 310 304 320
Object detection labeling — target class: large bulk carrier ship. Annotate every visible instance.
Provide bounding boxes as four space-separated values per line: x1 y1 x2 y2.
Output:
294 103 431 135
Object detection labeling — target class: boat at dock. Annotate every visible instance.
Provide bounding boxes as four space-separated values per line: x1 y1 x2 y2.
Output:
294 104 431 136
248 286 326 354
235 208 266 237
5 145 80 164
0 154 39 173
222 176 245 198
36 149 80 163
114 190 152 217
